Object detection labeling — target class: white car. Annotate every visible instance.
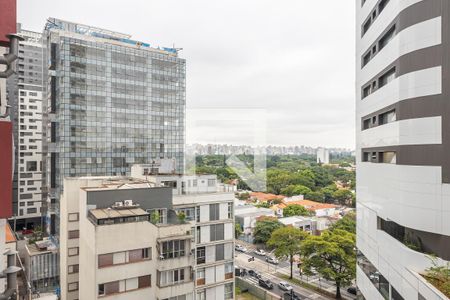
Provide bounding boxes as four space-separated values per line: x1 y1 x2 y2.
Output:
254 249 266 256
235 245 247 252
278 281 293 291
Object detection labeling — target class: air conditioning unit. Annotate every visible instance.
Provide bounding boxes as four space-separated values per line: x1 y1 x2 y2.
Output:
159 255 165 260
124 200 133 206
114 201 123 207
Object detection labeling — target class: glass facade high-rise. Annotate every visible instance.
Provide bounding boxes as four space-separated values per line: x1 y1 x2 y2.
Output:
43 18 186 236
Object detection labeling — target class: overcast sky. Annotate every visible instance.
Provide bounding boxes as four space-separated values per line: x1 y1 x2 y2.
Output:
18 0 355 149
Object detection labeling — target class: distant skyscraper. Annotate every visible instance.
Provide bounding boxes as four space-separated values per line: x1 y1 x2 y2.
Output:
356 1 449 299
43 18 186 237
316 147 329 164
7 25 44 229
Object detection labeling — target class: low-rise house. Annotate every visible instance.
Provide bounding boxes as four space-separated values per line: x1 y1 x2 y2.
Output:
272 200 338 218
234 206 275 237
249 192 284 204
19 238 59 293
278 216 313 233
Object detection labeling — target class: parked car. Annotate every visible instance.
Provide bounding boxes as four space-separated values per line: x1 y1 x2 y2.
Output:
266 256 279 265
254 249 266 256
347 286 357 295
258 279 273 290
235 245 247 252
248 269 262 279
283 292 300 300
278 281 293 291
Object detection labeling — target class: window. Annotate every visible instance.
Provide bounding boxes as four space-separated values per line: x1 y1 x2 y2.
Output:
148 208 167 224
378 67 396 88
196 268 205 286
197 246 206 264
68 282 79 292
27 208 37 214
193 179 198 187
208 179 215 187
216 244 225 261
196 206 200 222
98 281 119 296
68 213 79 222
158 268 188 287
379 25 396 50
129 248 151 262
379 151 396 164
363 118 371 130
161 240 185 259
378 0 390 13
162 295 188 300
209 203 220 221
225 283 233 299
68 230 79 239
196 226 201 243
138 275 151 288
98 254 114 268
68 264 79 274
227 202 233 219
68 247 79 256
379 109 396 125
197 290 206 300
210 224 225 241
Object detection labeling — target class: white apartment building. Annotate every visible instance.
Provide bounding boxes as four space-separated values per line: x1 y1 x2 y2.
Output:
7 27 44 227
316 147 330 164
60 174 235 300
356 0 450 299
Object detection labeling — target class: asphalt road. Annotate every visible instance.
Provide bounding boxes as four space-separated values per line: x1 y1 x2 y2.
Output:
236 250 357 300
236 252 333 300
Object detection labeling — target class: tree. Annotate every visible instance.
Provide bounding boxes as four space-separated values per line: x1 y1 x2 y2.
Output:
280 185 312 197
330 212 356 234
305 190 325 202
235 223 243 238
333 189 354 206
321 184 338 203
253 217 284 244
267 227 309 279
283 204 311 217
301 229 356 299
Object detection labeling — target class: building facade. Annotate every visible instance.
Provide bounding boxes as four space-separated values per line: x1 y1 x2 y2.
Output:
316 147 330 164
7 26 45 228
131 168 235 300
43 18 186 236
356 0 450 299
60 174 234 300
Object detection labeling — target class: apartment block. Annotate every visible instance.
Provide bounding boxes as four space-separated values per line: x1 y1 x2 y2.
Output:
131 166 235 300
7 26 45 228
43 18 186 237
60 174 234 300
356 0 450 299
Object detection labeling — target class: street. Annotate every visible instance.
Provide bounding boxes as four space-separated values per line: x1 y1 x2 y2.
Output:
235 244 356 300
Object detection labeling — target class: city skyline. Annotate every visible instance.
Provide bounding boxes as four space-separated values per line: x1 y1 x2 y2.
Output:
17 0 356 149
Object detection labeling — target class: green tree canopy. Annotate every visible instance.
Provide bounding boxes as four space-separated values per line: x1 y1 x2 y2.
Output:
283 204 311 217
280 185 312 197
267 227 309 279
330 212 356 234
333 189 354 206
253 217 284 244
301 229 356 299
235 223 243 238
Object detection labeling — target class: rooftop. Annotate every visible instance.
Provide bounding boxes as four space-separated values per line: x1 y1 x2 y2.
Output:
273 200 338 211
88 205 150 226
5 223 15 243
250 192 285 202
45 17 180 56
